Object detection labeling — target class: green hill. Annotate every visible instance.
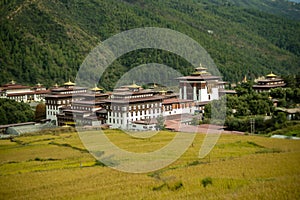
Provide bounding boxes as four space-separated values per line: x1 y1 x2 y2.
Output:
1 0 299 90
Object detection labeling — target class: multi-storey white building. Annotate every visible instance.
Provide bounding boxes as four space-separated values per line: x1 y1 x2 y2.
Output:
45 80 87 125
103 84 167 129
0 81 50 102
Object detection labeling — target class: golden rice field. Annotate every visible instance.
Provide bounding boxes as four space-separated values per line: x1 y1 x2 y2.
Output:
0 129 299 199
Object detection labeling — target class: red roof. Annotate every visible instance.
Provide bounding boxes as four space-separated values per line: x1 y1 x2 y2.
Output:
257 78 284 83
34 90 51 94
195 101 210 106
162 98 193 104
1 85 31 90
102 95 164 104
176 75 220 81
112 89 157 96
253 83 286 89
7 91 35 97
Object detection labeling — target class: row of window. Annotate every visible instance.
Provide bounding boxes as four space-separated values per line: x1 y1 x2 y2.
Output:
71 106 93 111
58 90 87 95
113 93 153 100
107 103 161 111
47 99 70 105
108 115 160 125
131 125 154 129
108 109 161 117
47 111 57 116
266 81 284 85
47 105 58 110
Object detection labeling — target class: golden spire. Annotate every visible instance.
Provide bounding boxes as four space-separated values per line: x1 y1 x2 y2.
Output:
266 72 277 78
128 81 141 89
64 79 75 86
90 84 102 91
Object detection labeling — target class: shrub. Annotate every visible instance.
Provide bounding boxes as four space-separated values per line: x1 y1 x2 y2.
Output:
201 177 212 188
94 160 105 166
167 181 183 191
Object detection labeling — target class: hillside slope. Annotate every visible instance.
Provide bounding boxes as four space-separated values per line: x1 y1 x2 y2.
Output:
0 0 299 89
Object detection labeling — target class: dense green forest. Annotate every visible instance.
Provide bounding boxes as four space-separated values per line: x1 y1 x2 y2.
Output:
0 99 34 125
0 0 300 90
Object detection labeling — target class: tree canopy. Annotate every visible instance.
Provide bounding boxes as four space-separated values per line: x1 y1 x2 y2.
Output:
1 0 299 89
0 99 34 125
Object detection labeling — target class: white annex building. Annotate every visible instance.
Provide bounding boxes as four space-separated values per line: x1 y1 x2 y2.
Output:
0 81 50 103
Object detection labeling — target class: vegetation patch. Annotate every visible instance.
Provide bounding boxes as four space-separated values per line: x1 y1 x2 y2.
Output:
270 123 300 137
255 148 282 154
186 160 207 167
152 180 183 191
28 157 60 162
94 160 105 167
246 141 265 148
201 177 213 188
48 141 88 153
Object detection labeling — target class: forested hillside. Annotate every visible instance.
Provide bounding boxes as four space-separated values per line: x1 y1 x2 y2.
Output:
1 0 299 90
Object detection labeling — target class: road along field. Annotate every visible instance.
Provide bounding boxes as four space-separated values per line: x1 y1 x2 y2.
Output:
0 130 299 199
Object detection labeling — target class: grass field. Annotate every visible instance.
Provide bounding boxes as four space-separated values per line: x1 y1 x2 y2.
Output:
0 129 299 199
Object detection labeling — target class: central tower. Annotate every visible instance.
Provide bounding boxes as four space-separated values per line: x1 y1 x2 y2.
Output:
176 65 224 102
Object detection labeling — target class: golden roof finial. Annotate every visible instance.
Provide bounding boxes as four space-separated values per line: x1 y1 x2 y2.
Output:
128 81 141 89
64 79 75 86
90 84 102 91
266 72 277 78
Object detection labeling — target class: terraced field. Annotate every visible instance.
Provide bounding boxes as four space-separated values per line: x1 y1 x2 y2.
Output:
0 130 299 199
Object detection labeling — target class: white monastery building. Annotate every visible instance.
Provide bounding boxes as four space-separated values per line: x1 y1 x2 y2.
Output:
43 65 227 130
45 80 87 125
